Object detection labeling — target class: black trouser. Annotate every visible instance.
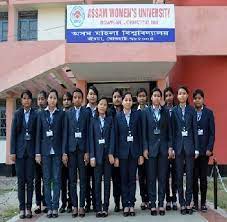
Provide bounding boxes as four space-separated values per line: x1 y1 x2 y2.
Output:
68 149 86 208
85 164 96 208
176 149 194 207
120 156 137 208
193 156 209 206
16 155 35 210
61 164 72 208
112 167 121 205
35 163 46 207
138 160 148 203
166 159 177 203
147 155 168 208
94 158 112 212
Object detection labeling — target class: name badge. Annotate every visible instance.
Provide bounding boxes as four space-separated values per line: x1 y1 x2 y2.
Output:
25 132 31 141
75 132 82 138
182 130 188 137
154 128 161 135
198 129 204 136
46 130 53 137
127 136 134 142
99 139 105 144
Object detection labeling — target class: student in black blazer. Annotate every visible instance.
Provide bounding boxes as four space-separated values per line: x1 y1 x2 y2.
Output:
34 90 48 215
89 97 115 217
108 88 123 212
115 92 144 217
60 92 72 214
36 89 64 218
85 85 98 212
136 88 149 210
171 86 199 215
62 88 89 218
163 87 178 211
142 88 172 216
192 89 215 212
10 90 37 219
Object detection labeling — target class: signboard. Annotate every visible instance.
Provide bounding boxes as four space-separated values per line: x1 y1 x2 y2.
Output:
66 4 175 43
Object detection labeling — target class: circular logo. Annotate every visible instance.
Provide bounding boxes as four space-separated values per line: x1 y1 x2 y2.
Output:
70 6 85 27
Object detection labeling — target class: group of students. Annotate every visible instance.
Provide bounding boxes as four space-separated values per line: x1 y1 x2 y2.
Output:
10 85 215 219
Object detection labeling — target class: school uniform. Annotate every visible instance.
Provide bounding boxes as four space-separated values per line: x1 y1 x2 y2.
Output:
193 106 215 207
115 109 142 208
164 106 177 206
34 108 46 210
137 105 149 205
10 107 37 211
63 106 89 209
89 114 115 212
60 108 72 211
85 104 97 210
142 105 172 208
36 107 64 211
108 105 122 208
171 104 199 207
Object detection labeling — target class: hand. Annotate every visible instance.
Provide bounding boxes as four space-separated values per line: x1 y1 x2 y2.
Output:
114 158 119 167
195 151 199 159
10 154 16 163
62 154 68 167
35 154 41 165
168 148 174 159
138 156 144 165
206 150 212 157
90 159 96 167
143 149 149 160
108 154 114 165
84 153 89 166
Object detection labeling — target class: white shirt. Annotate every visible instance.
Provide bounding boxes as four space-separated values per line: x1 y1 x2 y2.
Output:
86 104 96 117
123 110 131 127
24 108 31 124
152 105 161 121
74 106 81 121
137 105 148 110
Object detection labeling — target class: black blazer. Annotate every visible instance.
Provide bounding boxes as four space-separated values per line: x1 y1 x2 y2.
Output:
142 106 172 157
63 106 89 154
89 115 115 165
10 107 37 158
171 105 198 156
196 106 215 155
36 108 64 156
115 109 142 159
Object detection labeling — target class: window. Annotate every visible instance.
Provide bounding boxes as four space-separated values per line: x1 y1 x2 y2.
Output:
18 11 37 41
0 107 6 139
0 12 8 42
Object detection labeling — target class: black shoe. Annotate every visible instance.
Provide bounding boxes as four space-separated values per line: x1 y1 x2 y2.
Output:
186 208 193 215
19 211 26 219
26 213 33 219
159 209 165 216
201 205 208 212
129 208 135 216
123 208 129 217
47 210 52 218
180 208 187 215
43 207 48 214
79 208 85 217
102 211 108 217
59 206 66 213
67 206 72 213
114 205 120 212
150 210 157 216
34 207 41 214
192 205 199 211
85 205 90 213
172 204 178 211
96 212 103 218
140 203 146 210
72 208 78 218
166 204 171 211
52 210 58 218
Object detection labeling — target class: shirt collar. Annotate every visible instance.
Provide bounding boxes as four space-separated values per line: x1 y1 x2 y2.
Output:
45 106 58 114
123 109 131 116
24 108 31 114
152 105 161 111
179 104 186 109
86 103 96 110
196 106 204 112
74 106 81 111
137 105 148 110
